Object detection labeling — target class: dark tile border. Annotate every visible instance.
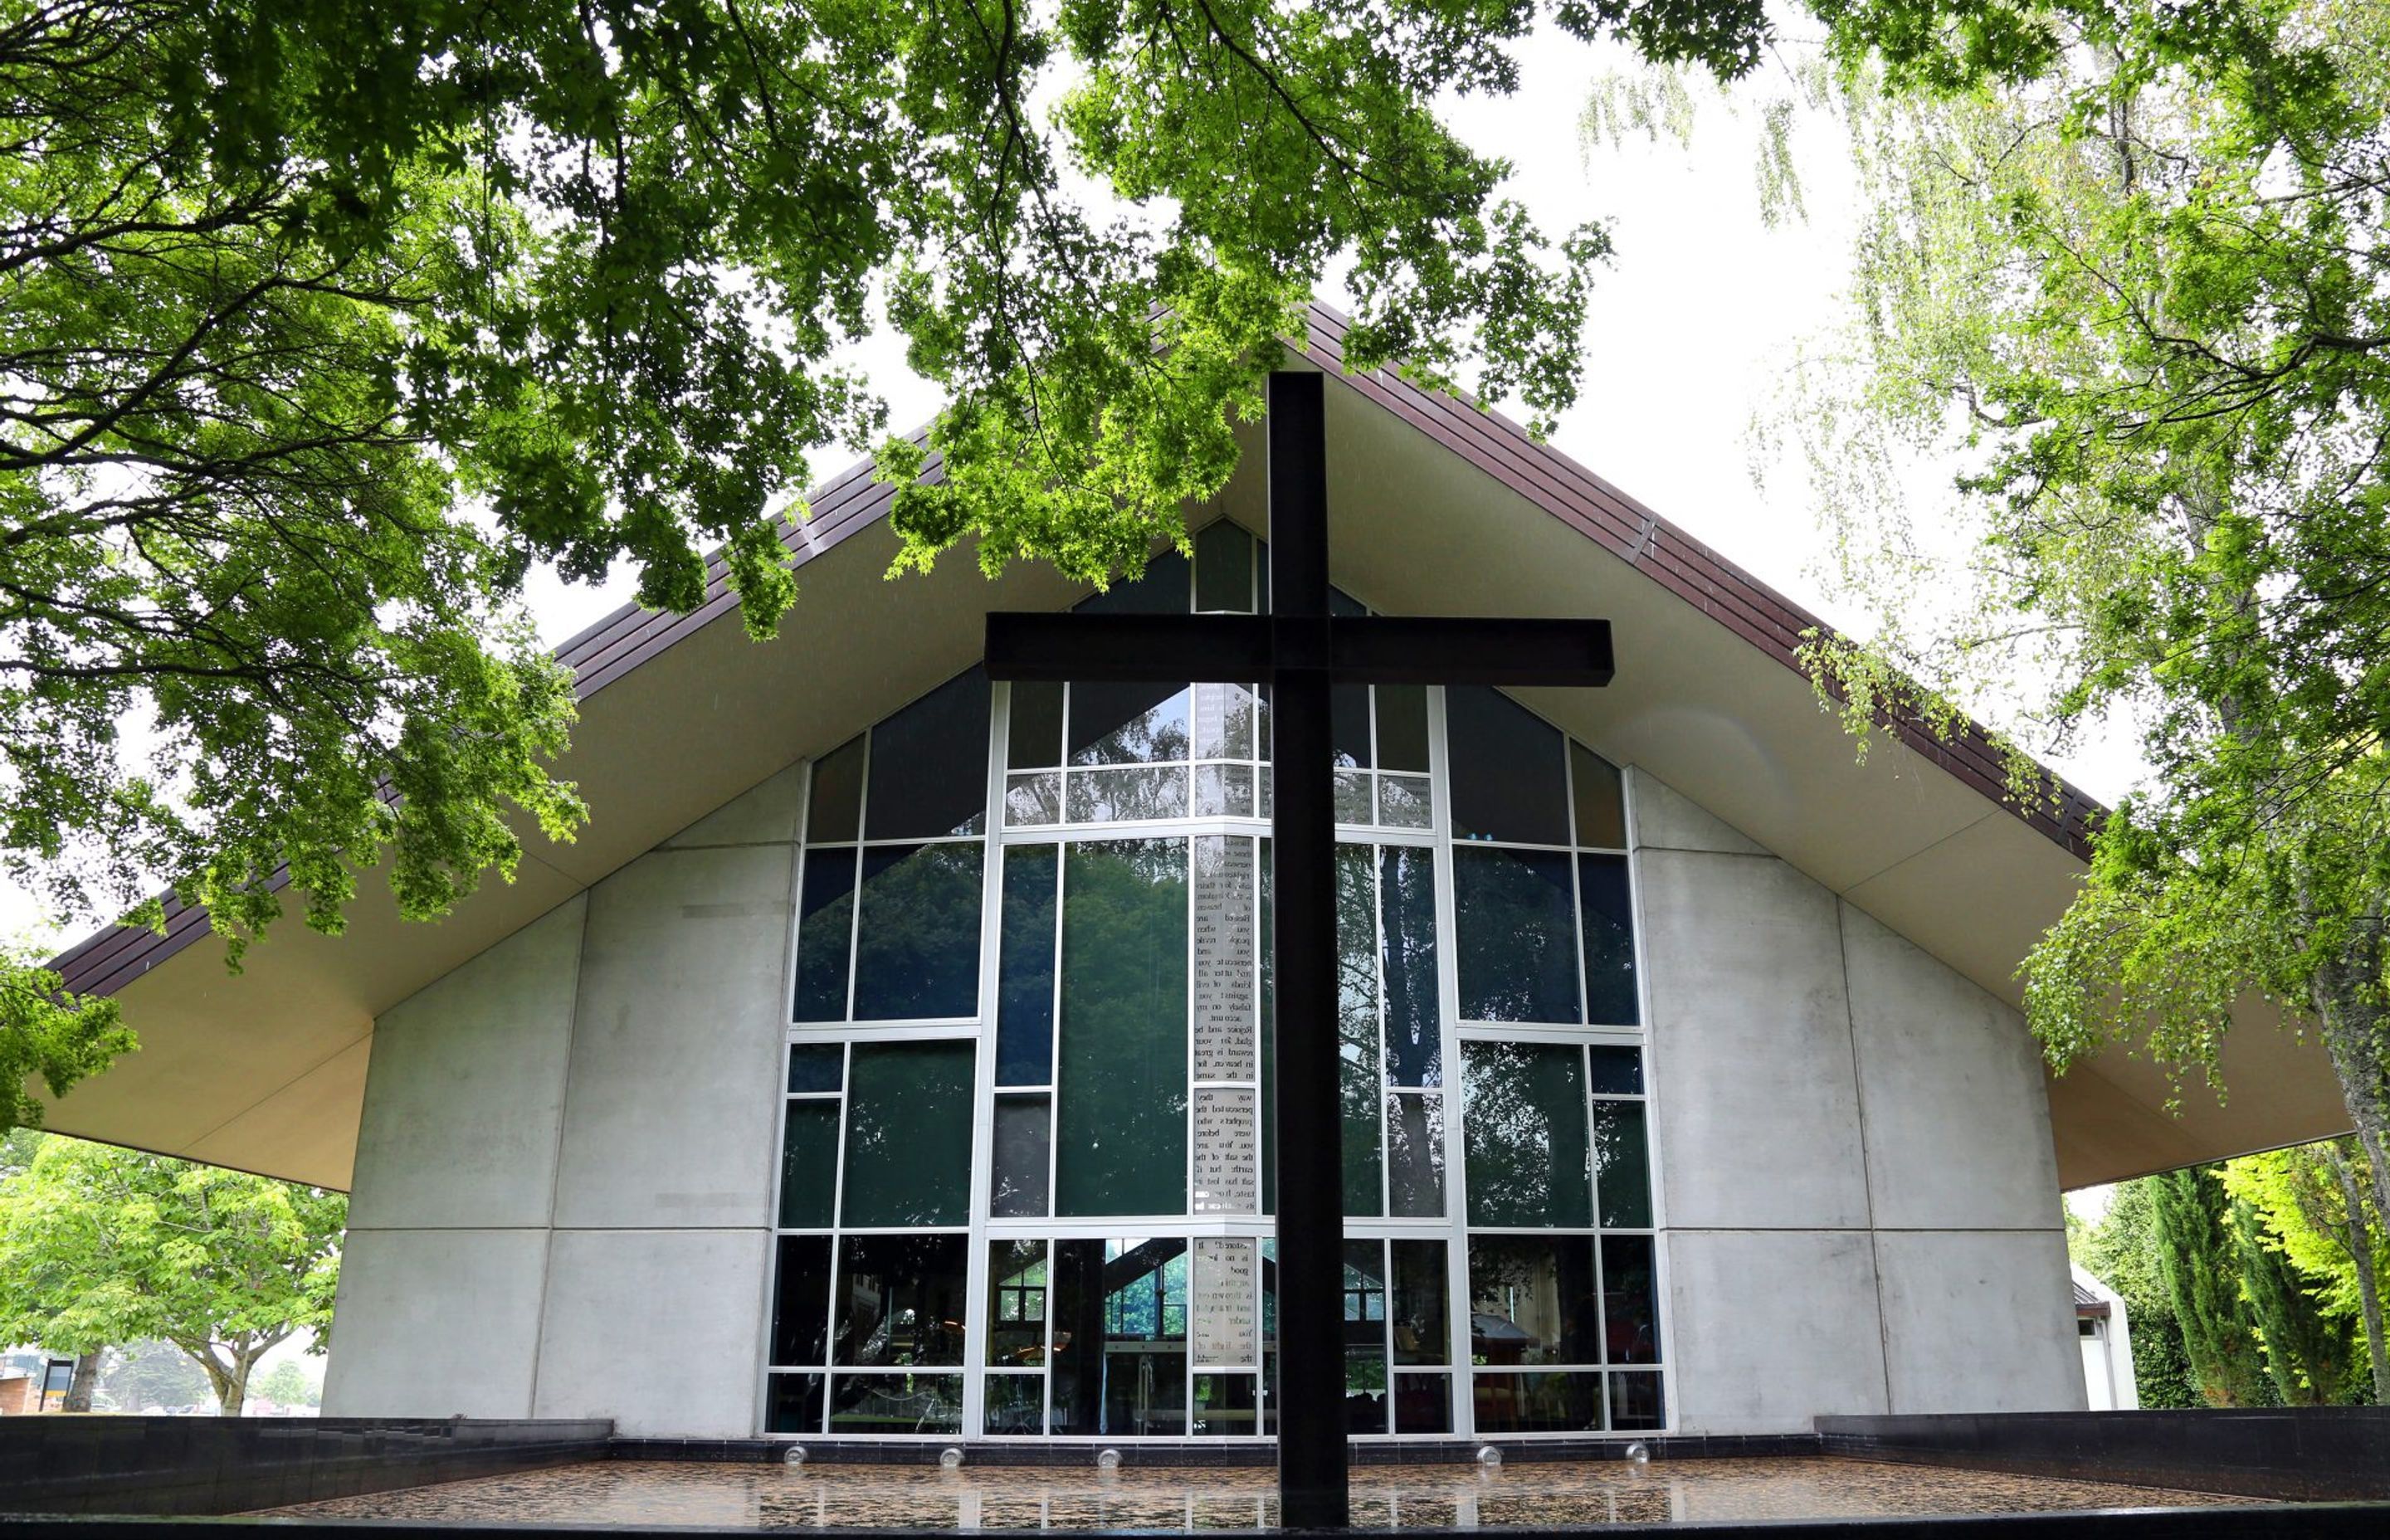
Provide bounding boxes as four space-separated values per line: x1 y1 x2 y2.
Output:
610 1435 1824 1468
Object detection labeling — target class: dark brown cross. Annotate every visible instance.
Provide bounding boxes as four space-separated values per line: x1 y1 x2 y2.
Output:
984 369 1613 1524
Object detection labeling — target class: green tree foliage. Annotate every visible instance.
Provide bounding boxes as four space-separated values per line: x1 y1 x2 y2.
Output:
255 1357 322 1410
2149 1167 2275 1406
2223 1138 2390 1401
2230 1193 2358 1404
1712 0 2390 1235
0 1133 344 1414
2072 1177 2198 1408
100 1338 216 1413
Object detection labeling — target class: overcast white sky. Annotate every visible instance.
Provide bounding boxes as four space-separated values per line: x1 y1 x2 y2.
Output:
7 23 2147 953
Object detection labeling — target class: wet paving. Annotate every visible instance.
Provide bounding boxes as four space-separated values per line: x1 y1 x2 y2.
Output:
256 1456 2254 1528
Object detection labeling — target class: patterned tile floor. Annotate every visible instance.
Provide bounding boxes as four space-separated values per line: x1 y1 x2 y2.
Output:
258 1456 2253 1528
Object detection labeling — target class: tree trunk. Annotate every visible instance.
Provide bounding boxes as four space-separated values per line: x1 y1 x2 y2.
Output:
2324 1139 2390 1403
2308 928 2390 1273
62 1349 103 1413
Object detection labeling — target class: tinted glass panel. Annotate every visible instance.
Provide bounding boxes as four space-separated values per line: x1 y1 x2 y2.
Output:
1609 1370 1665 1430
997 846 1058 1084
1462 1041 1593 1227
1080 548 1189 614
1193 1373 1259 1435
1386 1092 1446 1218
992 1096 1051 1219
1593 1099 1653 1229
1069 681 1192 765
1469 1236 1598 1363
1056 840 1189 1216
1392 1240 1450 1366
835 1233 971 1367
1579 853 1640 1026
1446 686 1568 845
770 1235 832 1365
1337 844 1383 1217
841 1042 973 1226
1330 684 1372 768
1571 743 1627 849
807 737 865 843
792 850 856 1021
778 1102 838 1228
1051 1237 1189 1435
1453 846 1582 1024
765 1372 825 1433
1394 1373 1452 1434
787 1045 842 1094
1374 683 1430 772
987 1240 1048 1367
1009 680 1066 770
1602 1235 1661 1364
1066 763 1189 821
851 842 983 1020
1195 522 1255 612
1379 846 1440 1085
1587 1045 1643 1096
1472 1371 1603 1433
829 1373 963 1433
985 1372 1046 1434
866 669 989 837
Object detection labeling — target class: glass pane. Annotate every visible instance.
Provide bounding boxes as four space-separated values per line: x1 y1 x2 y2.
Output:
985 1372 1046 1434
1051 1237 1189 1435
834 1233 970 1367
1579 853 1640 1026
1374 684 1430 772
778 1102 839 1228
769 1235 832 1366
1192 682 1259 761
1385 1092 1446 1218
1192 836 1259 1083
1377 773 1432 829
1004 772 1061 826
1472 1371 1603 1434
1330 586 1367 618
1461 1041 1593 1227
1587 1045 1643 1096
1066 764 1190 823
1594 1099 1653 1229
1069 681 1192 765
1194 522 1256 612
807 736 865 843
1338 843 1383 1217
765 1372 824 1433
866 668 989 838
828 1372 963 1434
1193 1085 1259 1214
1609 1370 1665 1430
1378 846 1440 1086
1394 1373 1451 1434
1193 1373 1259 1435
1391 1240 1450 1366
787 1045 842 1094
1572 743 1627 849
992 1096 1051 1219
1345 1348 1388 1433
1330 684 1372 768
1334 768 1373 824
1446 686 1568 846
1080 548 1189 614
1009 681 1066 770
1452 846 1582 1024
841 1042 973 1226
791 849 856 1021
997 846 1058 1085
987 1240 1049 1367
1259 841 1275 1216
1469 1236 1598 1364
1194 763 1256 817
852 842 983 1020
1601 1235 1661 1364
1056 840 1189 1216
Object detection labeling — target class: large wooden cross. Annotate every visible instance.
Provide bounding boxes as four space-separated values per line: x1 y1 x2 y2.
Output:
984 370 1614 1525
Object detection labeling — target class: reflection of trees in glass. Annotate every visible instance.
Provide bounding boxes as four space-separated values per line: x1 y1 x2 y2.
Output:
1069 682 1192 764
1380 846 1439 1084
864 666 989 839
1461 1041 1591 1227
1056 839 1189 1216
834 1233 970 1367
1386 1092 1446 1217
1467 1236 1597 1363
1337 844 1383 1215
792 851 856 1020
841 1043 973 1226
1592 1100 1651 1228
1453 846 1581 1024
852 842 983 1018
1578 853 1639 1026
1600 1235 1660 1364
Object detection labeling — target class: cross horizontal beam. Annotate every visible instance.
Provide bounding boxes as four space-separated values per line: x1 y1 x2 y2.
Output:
983 612 1614 687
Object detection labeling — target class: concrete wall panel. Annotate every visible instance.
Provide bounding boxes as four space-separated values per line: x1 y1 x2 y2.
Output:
1665 1229 1889 1433
661 763 806 850
321 1227 549 1419
1875 1228 2085 1414
1841 903 2064 1232
532 1227 770 1436
552 844 793 1231
1629 768 1768 856
1638 847 1871 1231
346 896 587 1231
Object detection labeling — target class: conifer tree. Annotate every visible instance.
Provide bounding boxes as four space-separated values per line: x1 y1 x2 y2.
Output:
2150 1167 2274 1407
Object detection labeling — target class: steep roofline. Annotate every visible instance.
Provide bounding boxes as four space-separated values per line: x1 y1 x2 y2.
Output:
48 304 2097 999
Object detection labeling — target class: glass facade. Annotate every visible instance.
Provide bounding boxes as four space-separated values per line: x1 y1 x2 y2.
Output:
767 523 1661 1438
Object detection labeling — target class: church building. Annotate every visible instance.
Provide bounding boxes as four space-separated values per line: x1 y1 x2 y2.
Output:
39 310 2351 1445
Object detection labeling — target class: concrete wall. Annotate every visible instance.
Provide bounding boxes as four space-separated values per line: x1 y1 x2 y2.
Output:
324 766 802 1436
1633 768 2085 1433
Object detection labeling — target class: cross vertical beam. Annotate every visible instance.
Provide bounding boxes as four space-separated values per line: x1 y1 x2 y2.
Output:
1266 370 1349 1528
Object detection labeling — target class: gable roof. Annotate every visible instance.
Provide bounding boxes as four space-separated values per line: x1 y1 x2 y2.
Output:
37 305 2348 1189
